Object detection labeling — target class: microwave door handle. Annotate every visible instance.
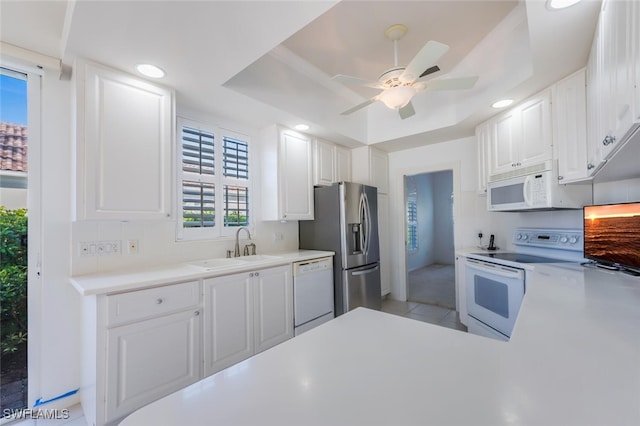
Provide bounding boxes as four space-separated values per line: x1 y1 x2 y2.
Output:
523 175 533 207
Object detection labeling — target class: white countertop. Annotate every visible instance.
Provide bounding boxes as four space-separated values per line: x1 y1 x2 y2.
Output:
70 250 334 296
120 263 640 426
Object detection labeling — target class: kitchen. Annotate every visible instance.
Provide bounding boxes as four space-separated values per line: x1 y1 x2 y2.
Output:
1 0 640 425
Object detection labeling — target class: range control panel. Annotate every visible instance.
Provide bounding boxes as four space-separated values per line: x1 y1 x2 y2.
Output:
513 228 582 252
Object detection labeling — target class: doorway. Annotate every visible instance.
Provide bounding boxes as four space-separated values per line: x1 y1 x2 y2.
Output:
404 170 455 309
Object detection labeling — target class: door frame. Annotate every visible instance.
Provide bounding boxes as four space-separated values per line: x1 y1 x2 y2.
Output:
0 59 43 416
393 161 461 309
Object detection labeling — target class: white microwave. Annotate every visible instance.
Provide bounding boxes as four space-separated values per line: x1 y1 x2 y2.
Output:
487 161 592 211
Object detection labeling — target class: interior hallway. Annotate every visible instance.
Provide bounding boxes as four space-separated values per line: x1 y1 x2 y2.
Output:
407 263 456 309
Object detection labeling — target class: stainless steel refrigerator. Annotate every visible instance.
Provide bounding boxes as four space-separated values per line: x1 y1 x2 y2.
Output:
299 182 381 316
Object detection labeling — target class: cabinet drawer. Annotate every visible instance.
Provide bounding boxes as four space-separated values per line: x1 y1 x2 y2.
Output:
107 281 200 326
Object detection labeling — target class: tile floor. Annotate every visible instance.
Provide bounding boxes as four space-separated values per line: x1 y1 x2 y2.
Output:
381 297 468 332
407 263 456 309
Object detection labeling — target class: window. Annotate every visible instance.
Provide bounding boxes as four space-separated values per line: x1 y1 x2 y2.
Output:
177 118 250 240
407 191 418 251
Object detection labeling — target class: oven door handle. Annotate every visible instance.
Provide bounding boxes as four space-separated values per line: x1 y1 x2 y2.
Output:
466 258 524 279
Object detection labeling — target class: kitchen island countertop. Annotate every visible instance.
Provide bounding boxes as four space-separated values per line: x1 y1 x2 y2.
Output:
120 263 640 426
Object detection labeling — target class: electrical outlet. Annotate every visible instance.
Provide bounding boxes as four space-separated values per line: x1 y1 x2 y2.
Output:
127 239 139 254
79 240 121 256
273 232 283 241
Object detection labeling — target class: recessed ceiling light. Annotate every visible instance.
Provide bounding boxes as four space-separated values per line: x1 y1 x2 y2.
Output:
546 0 582 10
136 64 165 78
492 99 514 109
294 124 310 131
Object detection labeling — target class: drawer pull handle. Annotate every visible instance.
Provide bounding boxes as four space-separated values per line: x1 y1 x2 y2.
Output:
156 298 164 305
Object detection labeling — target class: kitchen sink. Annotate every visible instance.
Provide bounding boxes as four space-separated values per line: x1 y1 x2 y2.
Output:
236 254 282 262
187 258 246 270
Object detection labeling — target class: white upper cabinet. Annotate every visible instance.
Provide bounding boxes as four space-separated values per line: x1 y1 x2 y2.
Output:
314 138 335 186
552 69 589 183
352 146 389 194
260 125 314 221
586 0 638 174
313 139 352 186
488 90 552 178
74 59 174 220
334 145 352 183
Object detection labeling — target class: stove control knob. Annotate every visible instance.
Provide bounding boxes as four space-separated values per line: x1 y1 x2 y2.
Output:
522 234 528 240
516 234 522 240
569 237 578 244
560 236 568 244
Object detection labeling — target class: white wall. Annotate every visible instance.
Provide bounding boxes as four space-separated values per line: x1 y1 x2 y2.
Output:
432 170 454 264
593 177 640 204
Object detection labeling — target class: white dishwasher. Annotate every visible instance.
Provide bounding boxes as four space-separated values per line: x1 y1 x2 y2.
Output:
293 257 334 336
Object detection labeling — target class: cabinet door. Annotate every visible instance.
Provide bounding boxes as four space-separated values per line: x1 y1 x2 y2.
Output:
79 60 173 220
280 130 314 220
334 145 352 182
378 194 391 296
203 274 253 376
370 149 389 194
253 265 293 354
519 91 552 168
106 309 201 422
586 27 605 173
490 110 519 175
553 69 589 183
455 256 468 326
314 138 334 186
475 122 490 194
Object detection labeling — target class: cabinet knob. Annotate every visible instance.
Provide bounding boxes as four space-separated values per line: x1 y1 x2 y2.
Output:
602 135 616 146
156 298 164 305
255 272 260 277
558 175 564 181
194 310 200 316
587 163 595 170
249 273 254 278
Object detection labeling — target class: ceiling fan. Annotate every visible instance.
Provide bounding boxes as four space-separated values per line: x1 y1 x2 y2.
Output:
333 24 479 120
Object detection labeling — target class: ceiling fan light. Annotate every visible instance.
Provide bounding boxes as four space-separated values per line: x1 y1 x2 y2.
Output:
379 85 416 110
546 0 581 9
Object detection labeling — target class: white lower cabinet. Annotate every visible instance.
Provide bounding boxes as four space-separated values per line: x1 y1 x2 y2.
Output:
203 265 293 377
82 265 293 426
106 309 201 421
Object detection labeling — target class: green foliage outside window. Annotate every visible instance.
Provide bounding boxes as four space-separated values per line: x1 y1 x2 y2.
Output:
0 207 28 354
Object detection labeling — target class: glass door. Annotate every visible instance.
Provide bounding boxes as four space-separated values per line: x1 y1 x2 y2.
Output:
0 67 29 418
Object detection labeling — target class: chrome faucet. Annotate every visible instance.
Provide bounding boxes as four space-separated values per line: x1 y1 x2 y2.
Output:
234 227 252 257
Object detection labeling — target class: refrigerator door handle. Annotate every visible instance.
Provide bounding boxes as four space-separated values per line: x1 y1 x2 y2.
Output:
351 264 380 276
360 192 371 257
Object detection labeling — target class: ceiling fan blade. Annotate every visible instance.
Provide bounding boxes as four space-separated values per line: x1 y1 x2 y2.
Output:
419 65 440 79
426 76 479 91
340 97 379 115
332 74 383 89
399 40 449 84
398 101 415 120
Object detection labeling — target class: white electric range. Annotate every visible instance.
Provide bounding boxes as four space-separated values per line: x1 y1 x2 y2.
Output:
464 228 584 341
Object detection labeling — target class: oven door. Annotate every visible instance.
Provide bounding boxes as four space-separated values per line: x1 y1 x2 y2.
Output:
465 258 525 338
